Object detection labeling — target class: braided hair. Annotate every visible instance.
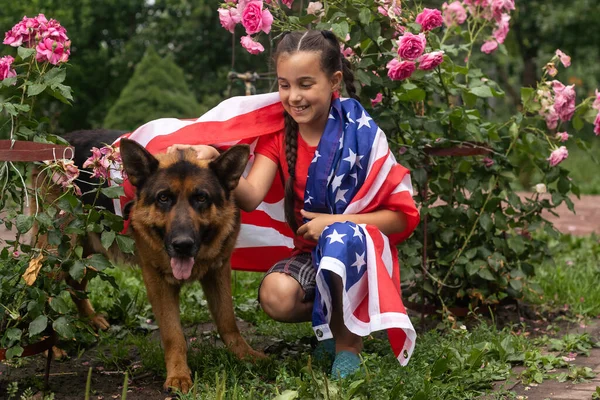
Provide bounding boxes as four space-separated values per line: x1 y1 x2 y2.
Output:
274 30 359 231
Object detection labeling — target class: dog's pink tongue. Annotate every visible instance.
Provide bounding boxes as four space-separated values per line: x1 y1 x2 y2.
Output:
170 257 195 280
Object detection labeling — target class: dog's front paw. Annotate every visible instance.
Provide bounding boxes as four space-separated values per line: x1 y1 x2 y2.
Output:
164 374 193 394
234 346 267 361
90 314 110 331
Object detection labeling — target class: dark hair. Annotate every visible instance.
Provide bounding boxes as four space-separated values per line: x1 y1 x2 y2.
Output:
274 30 359 231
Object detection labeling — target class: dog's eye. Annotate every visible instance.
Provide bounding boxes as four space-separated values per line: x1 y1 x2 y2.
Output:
157 193 170 204
194 193 208 203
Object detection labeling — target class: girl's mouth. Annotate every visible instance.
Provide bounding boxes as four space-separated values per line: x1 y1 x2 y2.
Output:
292 105 309 112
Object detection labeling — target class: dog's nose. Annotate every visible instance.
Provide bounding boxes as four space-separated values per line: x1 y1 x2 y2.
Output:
171 236 195 255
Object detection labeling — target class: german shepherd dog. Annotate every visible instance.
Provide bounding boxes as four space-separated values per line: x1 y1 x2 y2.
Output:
54 130 264 393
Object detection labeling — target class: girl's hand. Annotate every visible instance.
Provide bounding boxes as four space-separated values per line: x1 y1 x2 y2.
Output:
166 144 220 160
297 210 341 242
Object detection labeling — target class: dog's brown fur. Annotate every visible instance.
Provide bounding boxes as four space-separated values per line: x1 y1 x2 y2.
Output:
116 139 264 392
36 133 263 393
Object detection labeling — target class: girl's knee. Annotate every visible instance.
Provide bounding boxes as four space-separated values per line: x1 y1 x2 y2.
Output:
259 273 304 321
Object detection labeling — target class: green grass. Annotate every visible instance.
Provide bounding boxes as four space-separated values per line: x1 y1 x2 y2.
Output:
528 234 600 317
80 257 600 399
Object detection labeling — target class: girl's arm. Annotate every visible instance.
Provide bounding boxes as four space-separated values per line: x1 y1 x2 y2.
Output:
297 209 408 241
234 154 279 212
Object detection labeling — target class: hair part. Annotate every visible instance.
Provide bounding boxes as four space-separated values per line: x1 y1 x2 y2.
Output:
275 30 359 231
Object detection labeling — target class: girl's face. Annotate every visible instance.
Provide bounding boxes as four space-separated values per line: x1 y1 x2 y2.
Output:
277 51 342 137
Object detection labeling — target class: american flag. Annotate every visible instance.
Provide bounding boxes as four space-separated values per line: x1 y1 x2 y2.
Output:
111 92 419 364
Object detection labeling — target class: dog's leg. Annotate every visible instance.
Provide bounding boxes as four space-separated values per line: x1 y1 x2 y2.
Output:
140 263 192 393
200 259 265 360
66 275 110 331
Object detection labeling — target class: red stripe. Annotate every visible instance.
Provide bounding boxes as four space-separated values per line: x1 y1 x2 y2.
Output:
231 246 293 272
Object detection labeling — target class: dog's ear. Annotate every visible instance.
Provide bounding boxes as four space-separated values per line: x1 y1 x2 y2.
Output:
209 144 250 191
120 138 159 188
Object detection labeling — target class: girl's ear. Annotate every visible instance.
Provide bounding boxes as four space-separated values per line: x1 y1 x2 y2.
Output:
331 71 343 92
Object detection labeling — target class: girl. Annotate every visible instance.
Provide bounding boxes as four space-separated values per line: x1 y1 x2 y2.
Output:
169 30 420 378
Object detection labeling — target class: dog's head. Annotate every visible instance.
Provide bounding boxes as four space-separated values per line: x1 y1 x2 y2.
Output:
119 139 249 281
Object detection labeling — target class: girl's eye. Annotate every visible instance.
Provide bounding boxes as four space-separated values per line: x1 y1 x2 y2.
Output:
301 83 312 88
279 84 289 89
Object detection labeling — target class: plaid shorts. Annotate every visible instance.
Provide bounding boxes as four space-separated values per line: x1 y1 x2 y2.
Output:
259 252 316 302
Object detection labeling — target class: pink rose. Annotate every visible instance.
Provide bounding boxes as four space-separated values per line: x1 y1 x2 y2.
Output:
594 112 600 136
483 157 494 167
306 1 323 16
282 0 294 8
491 0 515 20
552 81 576 121
397 32 426 61
593 89 600 111
492 13 510 44
218 8 241 33
371 93 383 107
442 1 467 26
418 51 444 70
386 59 416 81
555 49 571 68
240 35 265 54
481 40 498 54
35 38 70 65
416 8 443 31
547 146 568 167
544 107 559 130
0 56 17 81
556 132 569 142
545 63 558 77
241 1 273 35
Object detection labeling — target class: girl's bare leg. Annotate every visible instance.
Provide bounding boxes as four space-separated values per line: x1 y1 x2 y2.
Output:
329 275 363 354
259 272 313 322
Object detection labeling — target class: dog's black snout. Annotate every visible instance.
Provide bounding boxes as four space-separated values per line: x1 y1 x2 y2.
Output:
171 236 195 256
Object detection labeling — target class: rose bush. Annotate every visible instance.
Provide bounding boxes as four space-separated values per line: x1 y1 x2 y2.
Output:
217 0 600 310
0 14 131 358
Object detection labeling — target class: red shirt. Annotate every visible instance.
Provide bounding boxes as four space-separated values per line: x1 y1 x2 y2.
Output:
255 130 317 253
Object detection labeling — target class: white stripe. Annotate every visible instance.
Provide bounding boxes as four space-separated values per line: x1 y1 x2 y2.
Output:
196 92 281 122
344 152 394 214
392 174 414 196
235 224 294 249
255 199 286 223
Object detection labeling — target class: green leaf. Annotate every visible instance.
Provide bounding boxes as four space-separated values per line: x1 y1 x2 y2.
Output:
478 268 495 281
355 69 372 86
470 86 493 98
509 279 523 292
331 21 349 40
53 316 75 339
101 185 125 199
87 254 113 271
116 235 136 254
16 215 34 234
49 297 70 314
358 8 371 25
18 46 36 60
27 83 48 97
43 68 67 85
6 328 22 342
29 315 49 337
69 260 86 281
364 22 381 39
6 346 24 359
101 230 116 250
466 262 480 276
272 390 299 400
479 213 493 232
35 212 53 228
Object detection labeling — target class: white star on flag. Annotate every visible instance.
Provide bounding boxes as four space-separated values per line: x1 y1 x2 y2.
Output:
356 110 373 130
328 112 335 120
346 112 355 124
331 174 344 191
304 195 314 204
351 252 366 271
339 134 344 150
326 229 346 244
335 188 348 203
350 172 358 182
312 150 321 163
351 224 364 242
343 148 357 168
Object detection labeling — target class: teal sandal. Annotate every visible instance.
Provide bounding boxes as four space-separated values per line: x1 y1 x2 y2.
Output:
330 350 361 379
